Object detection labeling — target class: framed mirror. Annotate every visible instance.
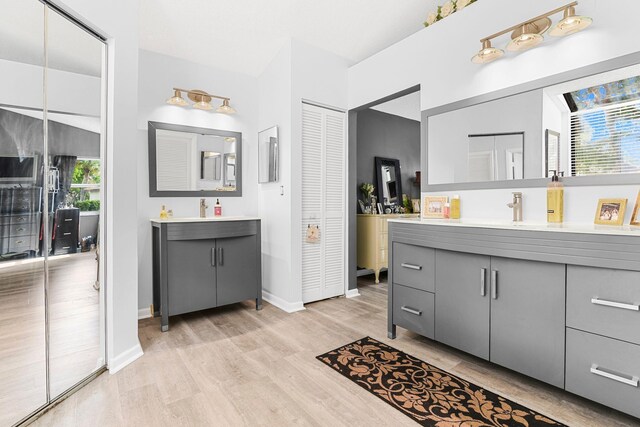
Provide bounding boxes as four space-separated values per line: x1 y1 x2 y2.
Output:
258 126 279 183
425 55 640 190
148 121 242 197
375 157 402 208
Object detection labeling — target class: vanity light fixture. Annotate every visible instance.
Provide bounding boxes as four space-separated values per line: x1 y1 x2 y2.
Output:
472 1 591 64
166 88 236 114
549 5 592 37
471 39 504 64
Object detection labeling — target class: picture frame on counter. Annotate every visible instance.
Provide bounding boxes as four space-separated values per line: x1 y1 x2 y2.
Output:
423 196 448 218
594 198 627 226
631 191 640 226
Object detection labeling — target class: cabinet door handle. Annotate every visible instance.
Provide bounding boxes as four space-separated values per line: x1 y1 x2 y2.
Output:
401 263 422 271
64 218 73 222
63 232 71 236
218 247 223 266
590 364 639 387
401 306 422 316
491 270 498 300
591 298 639 312
480 268 486 297
211 248 216 266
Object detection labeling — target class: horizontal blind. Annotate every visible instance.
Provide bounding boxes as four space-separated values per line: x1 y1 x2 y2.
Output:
570 100 640 176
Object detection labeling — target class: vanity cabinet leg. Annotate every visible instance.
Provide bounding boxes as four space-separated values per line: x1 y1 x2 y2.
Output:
388 324 396 339
256 297 263 311
375 269 380 284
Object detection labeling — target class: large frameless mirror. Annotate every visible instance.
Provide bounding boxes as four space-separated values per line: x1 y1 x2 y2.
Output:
148 121 242 197
0 1 106 424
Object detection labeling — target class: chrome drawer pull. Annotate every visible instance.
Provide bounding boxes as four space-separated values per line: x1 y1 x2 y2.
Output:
16 240 24 244
64 218 73 222
401 306 422 316
63 232 71 236
16 227 25 232
590 364 639 387
591 298 639 312
401 263 422 271
480 268 486 297
62 246 71 249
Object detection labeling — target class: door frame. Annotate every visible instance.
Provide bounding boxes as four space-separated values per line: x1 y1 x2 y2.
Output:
347 85 422 294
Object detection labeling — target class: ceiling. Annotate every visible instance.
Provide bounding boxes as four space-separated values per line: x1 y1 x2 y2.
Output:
370 91 421 121
139 0 436 77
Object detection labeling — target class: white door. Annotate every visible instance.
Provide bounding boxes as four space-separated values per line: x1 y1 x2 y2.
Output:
301 103 346 303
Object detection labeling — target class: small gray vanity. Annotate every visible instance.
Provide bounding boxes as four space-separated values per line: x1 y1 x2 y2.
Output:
388 219 640 419
151 217 262 332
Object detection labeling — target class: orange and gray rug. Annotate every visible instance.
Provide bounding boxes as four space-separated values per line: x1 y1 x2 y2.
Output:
317 337 565 427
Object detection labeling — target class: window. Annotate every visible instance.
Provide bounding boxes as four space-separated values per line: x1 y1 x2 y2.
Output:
567 76 640 176
70 159 101 211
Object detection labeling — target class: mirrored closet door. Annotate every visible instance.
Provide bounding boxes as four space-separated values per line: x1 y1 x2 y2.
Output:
0 1 106 425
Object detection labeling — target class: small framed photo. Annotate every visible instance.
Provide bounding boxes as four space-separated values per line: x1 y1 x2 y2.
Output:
631 191 640 226
377 203 383 215
411 198 420 213
594 198 627 226
423 196 448 218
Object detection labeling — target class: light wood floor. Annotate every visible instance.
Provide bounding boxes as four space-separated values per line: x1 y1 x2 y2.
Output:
33 273 639 427
0 251 101 427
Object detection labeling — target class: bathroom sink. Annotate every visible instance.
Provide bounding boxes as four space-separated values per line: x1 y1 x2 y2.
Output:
151 216 260 223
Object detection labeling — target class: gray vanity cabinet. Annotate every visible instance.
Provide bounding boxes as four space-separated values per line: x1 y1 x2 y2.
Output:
152 219 262 332
167 239 217 316
216 235 259 306
435 252 566 387
489 257 566 388
435 250 490 360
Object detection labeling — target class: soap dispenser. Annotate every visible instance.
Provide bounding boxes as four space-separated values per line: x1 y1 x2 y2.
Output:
214 199 222 217
547 171 564 223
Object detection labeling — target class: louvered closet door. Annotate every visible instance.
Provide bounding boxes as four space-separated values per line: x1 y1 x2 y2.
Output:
301 103 346 303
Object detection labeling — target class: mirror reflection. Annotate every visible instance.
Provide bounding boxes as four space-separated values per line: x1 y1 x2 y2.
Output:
258 126 279 183
149 122 242 197
375 157 402 208
428 63 640 186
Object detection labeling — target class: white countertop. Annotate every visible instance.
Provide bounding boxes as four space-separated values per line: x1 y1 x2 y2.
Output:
151 216 260 224
387 217 640 236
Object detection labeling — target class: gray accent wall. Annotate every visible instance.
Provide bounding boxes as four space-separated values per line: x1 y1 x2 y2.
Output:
356 109 421 204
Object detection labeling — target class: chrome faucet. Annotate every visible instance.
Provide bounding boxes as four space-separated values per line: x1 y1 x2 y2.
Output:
199 198 208 218
507 192 523 222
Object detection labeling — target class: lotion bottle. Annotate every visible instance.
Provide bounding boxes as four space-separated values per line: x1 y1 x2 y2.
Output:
160 205 168 219
450 195 461 219
214 199 222 217
547 171 564 223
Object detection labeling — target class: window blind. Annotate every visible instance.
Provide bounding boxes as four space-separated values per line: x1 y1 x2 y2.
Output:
570 100 640 176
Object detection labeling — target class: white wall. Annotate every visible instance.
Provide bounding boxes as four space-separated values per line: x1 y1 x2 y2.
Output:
257 41 294 309
348 0 640 224
136 49 259 312
56 0 141 372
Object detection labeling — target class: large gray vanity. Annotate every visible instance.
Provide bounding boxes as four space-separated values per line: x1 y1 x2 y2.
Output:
388 219 640 419
151 217 262 332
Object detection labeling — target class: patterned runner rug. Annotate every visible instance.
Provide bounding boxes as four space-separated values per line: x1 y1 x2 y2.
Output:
317 336 566 426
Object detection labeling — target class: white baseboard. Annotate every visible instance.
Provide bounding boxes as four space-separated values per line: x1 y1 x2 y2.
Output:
345 288 360 298
262 290 305 313
108 341 144 375
138 307 152 320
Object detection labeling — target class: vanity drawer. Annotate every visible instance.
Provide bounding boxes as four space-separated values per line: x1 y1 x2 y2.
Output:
567 265 640 345
9 214 38 225
393 284 435 339
8 236 33 253
8 223 34 237
392 243 435 292
566 328 640 419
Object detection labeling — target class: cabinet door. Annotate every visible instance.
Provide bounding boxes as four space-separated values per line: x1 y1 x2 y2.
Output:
489 257 565 388
435 250 490 359
167 239 216 316
216 235 258 306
